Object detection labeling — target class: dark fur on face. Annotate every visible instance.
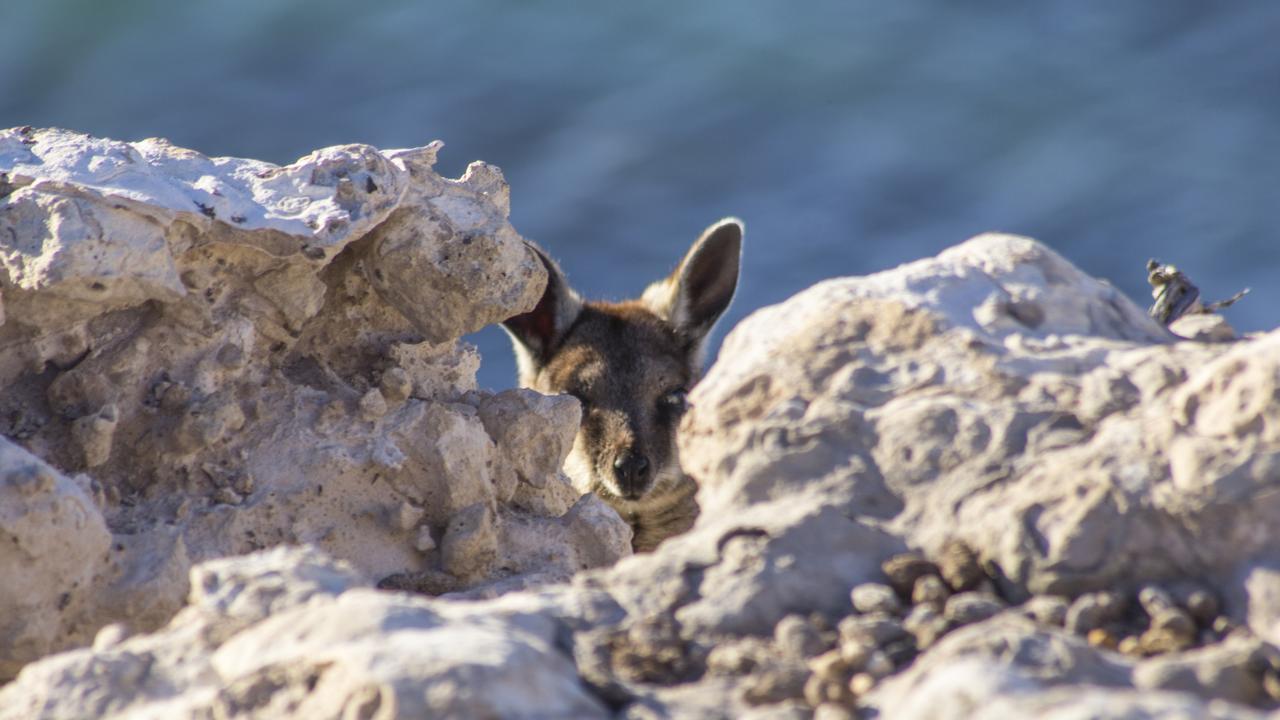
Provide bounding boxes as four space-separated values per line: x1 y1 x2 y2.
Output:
502 219 743 551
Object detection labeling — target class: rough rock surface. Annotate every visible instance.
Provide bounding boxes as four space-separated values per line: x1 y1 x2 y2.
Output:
0 128 631 681
0 547 610 720
7 130 1280 718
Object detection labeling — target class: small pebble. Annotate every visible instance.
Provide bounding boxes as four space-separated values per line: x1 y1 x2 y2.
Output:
881 637 918 668
395 502 426 531
864 650 894 679
1021 595 1069 627
902 605 949 650
839 638 871 670
838 613 908 647
903 603 940 632
1264 670 1280 702
1117 636 1142 656
804 676 851 707
848 672 877 697
775 614 827 659
741 666 807 705
1137 584 1177 616
1211 616 1237 636
414 526 436 552
937 539 984 592
912 617 952 650
1149 608 1196 640
379 367 414 403
1184 590 1220 625
944 592 1004 626
852 582 902 616
880 551 939 597
912 575 951 608
808 649 850 684
1139 627 1194 654
1065 591 1125 635
358 388 388 420
1087 628 1118 650
93 623 130 651
706 641 761 676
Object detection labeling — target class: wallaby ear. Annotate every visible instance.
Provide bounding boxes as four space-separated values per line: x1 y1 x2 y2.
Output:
643 217 743 354
501 243 583 373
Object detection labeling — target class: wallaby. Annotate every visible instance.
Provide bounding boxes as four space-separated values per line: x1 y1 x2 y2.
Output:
501 219 743 552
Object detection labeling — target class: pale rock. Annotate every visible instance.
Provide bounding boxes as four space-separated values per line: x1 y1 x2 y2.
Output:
774 614 827 660
1020 595 1070 627
880 551 939 597
441 502 498 580
414 525 437 553
1133 635 1273 707
0 547 607 720
357 387 388 420
0 438 111 679
562 493 634 569
378 366 413 403
479 388 581 489
1238 562 1280 646
70 403 117 468
944 592 1005 627
8 182 1280 719
1065 592 1125 635
1169 312 1236 342
912 575 951 608
839 613 909 648
851 582 902 616
361 160 546 343
0 129 628 684
511 470 581 517
1179 586 1220 626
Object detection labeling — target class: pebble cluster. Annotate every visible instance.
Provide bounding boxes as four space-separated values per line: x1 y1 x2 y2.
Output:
707 540 1280 717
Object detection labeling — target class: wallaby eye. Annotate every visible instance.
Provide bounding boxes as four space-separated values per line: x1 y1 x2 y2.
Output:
659 389 689 415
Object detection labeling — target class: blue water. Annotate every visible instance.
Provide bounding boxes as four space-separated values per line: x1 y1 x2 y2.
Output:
4 2 1278 389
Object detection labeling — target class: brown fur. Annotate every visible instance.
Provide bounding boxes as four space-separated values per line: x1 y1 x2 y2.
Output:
503 219 742 551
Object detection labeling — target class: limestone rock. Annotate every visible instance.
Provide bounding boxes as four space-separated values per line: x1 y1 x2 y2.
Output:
851 583 902 616
0 438 111 679
479 388 581 489
0 547 608 720
0 128 630 680
361 159 546 344
681 233 1280 603
8 194 1280 719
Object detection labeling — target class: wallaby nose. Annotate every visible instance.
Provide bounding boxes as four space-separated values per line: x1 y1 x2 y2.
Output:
612 451 651 499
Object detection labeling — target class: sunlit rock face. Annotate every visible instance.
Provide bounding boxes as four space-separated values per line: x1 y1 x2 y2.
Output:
0 127 631 682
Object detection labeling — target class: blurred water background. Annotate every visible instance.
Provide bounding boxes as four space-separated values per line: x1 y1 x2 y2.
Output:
3 2 1277 390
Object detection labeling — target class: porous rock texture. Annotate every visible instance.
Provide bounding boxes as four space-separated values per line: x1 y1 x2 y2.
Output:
7 130 1280 720
0 127 631 681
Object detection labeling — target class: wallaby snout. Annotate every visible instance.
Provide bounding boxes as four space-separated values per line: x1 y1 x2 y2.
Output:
501 218 743 551
612 450 651 499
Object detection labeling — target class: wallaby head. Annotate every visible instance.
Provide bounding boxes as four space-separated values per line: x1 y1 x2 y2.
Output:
501 218 743 550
